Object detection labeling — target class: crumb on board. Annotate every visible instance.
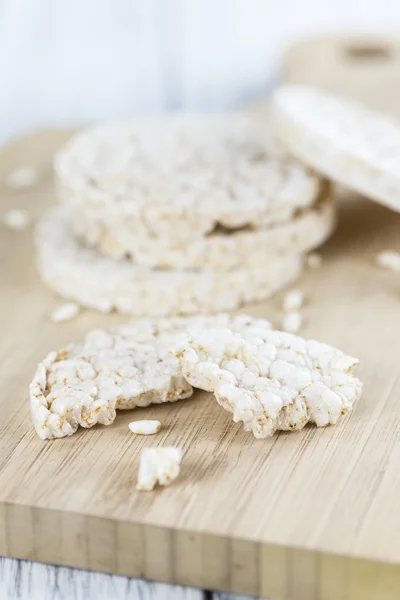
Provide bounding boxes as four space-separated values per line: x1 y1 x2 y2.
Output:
376 250 400 272
50 302 80 323
283 288 304 312
2 208 31 230
137 447 183 491
6 166 39 189
282 311 303 334
129 420 161 435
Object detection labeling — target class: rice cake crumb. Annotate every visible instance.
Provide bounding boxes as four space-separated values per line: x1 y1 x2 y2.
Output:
3 209 30 230
6 166 39 189
376 250 400 272
282 311 303 334
129 420 161 435
51 302 80 323
283 288 304 311
137 447 183 491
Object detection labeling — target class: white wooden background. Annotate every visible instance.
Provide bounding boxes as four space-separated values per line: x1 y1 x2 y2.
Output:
0 557 252 600
0 0 400 143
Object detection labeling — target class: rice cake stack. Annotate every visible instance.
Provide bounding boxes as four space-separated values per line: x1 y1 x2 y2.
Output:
36 113 335 316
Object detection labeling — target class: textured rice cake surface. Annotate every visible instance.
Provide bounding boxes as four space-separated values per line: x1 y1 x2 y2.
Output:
30 313 273 439
55 113 321 244
172 324 362 438
75 185 335 270
35 207 303 316
272 84 400 212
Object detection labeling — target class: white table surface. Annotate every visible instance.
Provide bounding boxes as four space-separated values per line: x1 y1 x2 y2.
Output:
0 557 257 600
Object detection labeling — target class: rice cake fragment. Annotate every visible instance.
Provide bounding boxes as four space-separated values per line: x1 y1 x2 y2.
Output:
172 325 362 438
30 314 273 439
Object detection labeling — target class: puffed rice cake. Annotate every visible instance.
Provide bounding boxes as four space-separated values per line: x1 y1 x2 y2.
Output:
55 113 324 266
272 84 400 213
35 206 304 316
73 183 335 270
30 313 273 439
172 324 362 438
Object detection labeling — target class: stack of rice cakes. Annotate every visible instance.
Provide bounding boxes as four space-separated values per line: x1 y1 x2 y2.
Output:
36 113 335 316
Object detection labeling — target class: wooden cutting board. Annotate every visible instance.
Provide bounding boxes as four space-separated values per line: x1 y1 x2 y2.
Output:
283 34 400 116
1 129 400 600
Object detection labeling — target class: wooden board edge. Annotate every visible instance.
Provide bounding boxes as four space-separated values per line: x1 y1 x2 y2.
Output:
1 502 400 599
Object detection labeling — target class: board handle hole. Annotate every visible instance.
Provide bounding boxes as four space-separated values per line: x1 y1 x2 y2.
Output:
345 44 391 60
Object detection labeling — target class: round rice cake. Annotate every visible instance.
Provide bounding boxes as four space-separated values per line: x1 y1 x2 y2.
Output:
272 84 400 212
55 113 321 243
73 182 334 269
35 207 304 316
172 324 362 438
30 313 273 439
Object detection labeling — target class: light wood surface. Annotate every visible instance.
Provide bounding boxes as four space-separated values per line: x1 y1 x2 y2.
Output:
1 129 400 599
283 34 400 116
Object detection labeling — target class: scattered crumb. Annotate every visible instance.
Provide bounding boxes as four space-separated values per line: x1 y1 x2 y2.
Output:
137 447 183 491
307 253 322 269
282 312 303 334
3 208 31 230
6 166 39 189
376 250 400 272
283 288 304 312
129 420 161 435
51 302 80 323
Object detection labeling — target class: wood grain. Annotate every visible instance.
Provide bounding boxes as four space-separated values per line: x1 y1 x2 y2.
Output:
1 130 400 599
283 34 400 116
